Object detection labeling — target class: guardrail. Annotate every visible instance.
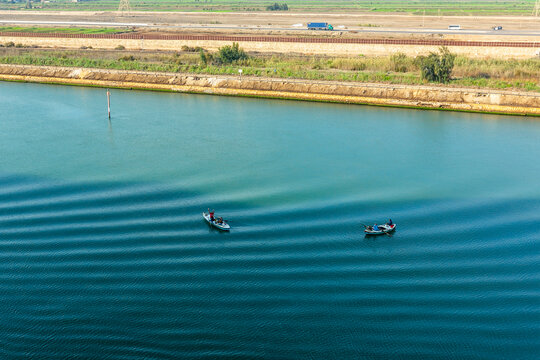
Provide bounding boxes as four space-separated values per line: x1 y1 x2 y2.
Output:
0 32 539 48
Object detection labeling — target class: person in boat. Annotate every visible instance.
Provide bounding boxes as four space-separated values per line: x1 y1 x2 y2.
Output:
373 224 379 231
208 208 215 222
218 217 223 225
387 219 393 226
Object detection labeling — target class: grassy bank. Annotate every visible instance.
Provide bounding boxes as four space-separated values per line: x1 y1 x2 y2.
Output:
0 0 537 15
0 47 538 92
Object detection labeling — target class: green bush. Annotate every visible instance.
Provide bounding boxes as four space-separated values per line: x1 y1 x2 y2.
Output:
199 49 207 65
181 45 204 52
389 53 410 72
416 47 456 83
217 42 248 64
115 45 125 50
119 55 136 61
266 3 288 11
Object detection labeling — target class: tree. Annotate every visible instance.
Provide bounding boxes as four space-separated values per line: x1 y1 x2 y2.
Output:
416 46 456 83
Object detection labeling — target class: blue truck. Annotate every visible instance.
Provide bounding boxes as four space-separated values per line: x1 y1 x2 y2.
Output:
307 22 333 30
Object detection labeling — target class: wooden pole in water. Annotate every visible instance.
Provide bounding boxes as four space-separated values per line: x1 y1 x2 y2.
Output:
106 89 111 119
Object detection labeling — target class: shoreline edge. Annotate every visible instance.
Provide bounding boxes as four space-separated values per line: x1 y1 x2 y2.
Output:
0 64 538 117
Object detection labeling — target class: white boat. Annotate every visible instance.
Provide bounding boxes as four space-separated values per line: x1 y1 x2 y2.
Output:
203 212 230 231
364 223 396 235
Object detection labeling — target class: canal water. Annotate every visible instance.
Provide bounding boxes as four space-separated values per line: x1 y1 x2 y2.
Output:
0 82 539 359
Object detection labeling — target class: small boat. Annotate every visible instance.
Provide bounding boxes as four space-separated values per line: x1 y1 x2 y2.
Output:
203 212 230 231
364 223 396 235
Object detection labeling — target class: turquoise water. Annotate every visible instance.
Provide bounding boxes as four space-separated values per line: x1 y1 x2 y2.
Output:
0 82 539 359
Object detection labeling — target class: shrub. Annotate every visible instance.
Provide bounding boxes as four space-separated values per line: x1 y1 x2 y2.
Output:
217 42 248 64
119 55 136 61
389 53 410 72
199 48 207 65
266 3 288 11
115 45 125 50
330 58 366 71
416 46 456 83
5 41 15 48
181 45 204 52
476 72 491 79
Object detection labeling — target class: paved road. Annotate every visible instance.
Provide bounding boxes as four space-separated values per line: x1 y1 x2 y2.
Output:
2 19 540 37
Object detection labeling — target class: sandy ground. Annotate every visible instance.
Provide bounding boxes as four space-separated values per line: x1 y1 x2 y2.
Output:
1 11 540 42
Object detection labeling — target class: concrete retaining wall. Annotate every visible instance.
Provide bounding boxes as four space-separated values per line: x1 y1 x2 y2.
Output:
0 64 538 116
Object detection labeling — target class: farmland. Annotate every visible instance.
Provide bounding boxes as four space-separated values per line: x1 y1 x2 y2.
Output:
0 0 538 15
0 26 133 34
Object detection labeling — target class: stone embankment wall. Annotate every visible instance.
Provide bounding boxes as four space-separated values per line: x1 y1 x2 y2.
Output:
0 64 539 116
1 33 539 58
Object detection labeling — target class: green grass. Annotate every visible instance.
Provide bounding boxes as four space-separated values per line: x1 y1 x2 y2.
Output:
0 0 537 15
0 26 133 34
0 47 538 92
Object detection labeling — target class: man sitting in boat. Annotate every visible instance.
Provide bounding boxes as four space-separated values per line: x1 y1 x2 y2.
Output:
218 217 223 225
387 219 393 226
373 224 379 231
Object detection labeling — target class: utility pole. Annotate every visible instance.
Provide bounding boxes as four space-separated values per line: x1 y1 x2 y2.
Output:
534 0 540 17
118 0 131 15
